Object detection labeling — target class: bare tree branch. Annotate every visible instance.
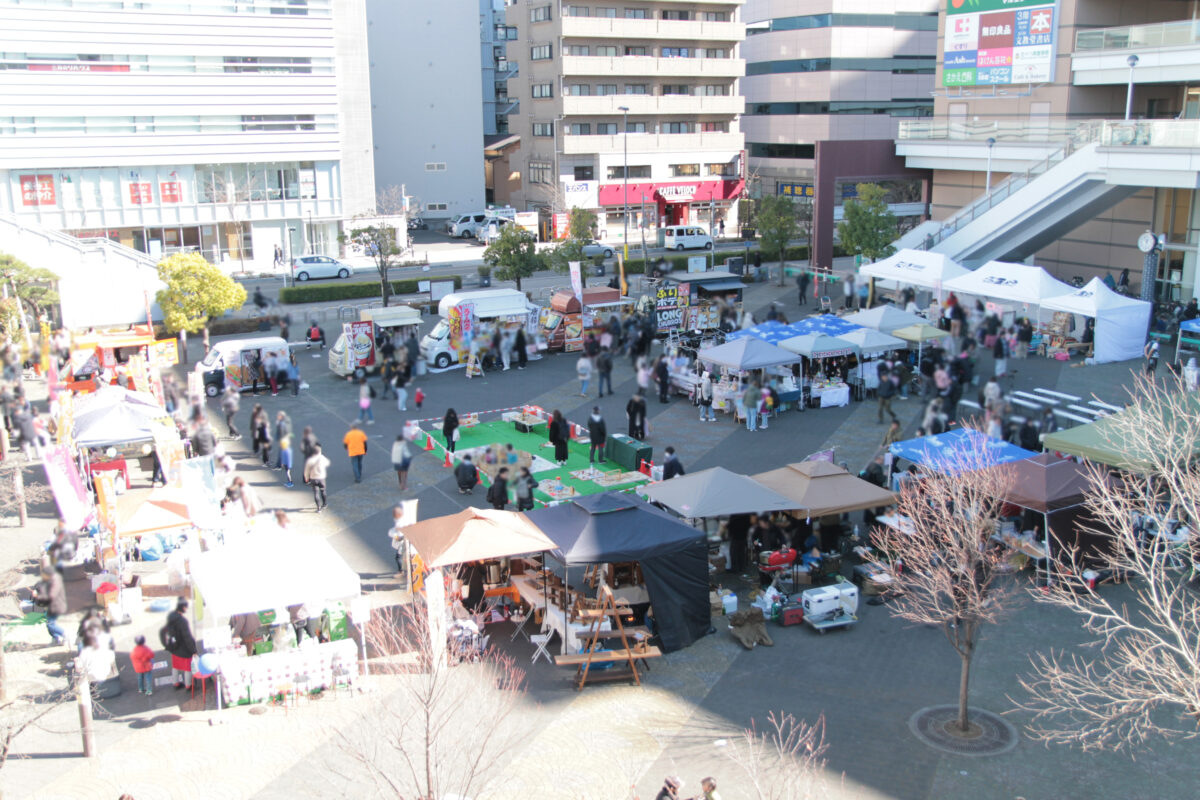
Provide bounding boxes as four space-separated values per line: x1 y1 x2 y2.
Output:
722 711 830 800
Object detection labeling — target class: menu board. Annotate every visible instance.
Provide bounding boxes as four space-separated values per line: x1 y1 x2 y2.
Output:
943 0 1057 87
655 282 691 331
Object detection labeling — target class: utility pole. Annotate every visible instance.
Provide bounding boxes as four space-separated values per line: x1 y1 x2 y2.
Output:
76 668 96 758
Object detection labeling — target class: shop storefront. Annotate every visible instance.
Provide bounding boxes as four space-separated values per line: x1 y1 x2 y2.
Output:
595 179 743 242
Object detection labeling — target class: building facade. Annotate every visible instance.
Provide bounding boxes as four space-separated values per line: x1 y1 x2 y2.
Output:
483 0 520 136
0 0 375 272
895 0 1200 300
367 0 487 223
505 0 747 243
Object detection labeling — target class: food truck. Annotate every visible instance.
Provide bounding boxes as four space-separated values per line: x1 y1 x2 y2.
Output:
651 271 744 336
329 305 423 378
539 287 631 352
67 325 178 391
420 289 538 369
195 336 291 396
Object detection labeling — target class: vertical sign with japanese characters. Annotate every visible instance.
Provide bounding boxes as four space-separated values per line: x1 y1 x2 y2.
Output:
19 174 55 206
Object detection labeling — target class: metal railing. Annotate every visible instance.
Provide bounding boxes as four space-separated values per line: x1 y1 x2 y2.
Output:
1076 19 1200 52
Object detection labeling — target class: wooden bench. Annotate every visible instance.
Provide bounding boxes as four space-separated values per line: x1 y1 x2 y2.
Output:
555 645 664 688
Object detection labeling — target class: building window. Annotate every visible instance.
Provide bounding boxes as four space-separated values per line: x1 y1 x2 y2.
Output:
748 143 816 159
661 48 691 58
424 162 447 172
695 85 729 96
662 10 690 20
663 122 693 134
574 166 595 180
626 121 647 132
703 49 727 59
567 123 592 135
531 45 552 61
662 84 689 95
596 122 617 134
563 5 590 16
596 84 618 96
608 165 651 179
567 84 592 96
596 7 616 18
495 25 518 40
624 84 648 95
531 83 553 98
566 45 590 56
596 46 618 57
529 161 553 184
427 202 448 212
624 46 647 56
700 121 728 132
707 163 734 176
670 164 700 177
625 8 648 19
532 122 554 137
530 6 552 23
701 11 728 21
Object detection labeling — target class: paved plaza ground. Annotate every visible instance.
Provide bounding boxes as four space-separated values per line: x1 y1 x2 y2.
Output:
3 273 1196 800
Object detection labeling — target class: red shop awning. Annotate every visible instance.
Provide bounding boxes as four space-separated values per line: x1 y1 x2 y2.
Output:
597 179 744 207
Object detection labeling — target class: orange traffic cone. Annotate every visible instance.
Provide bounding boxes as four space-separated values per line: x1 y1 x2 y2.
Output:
443 450 453 468
423 432 435 451
478 468 489 487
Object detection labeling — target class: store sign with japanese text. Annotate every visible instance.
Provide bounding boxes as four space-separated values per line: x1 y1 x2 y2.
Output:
160 180 182 203
655 282 691 331
128 182 153 204
19 174 55 206
943 0 1056 87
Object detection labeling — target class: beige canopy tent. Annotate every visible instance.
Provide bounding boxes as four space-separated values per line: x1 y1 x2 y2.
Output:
752 461 896 517
402 507 557 568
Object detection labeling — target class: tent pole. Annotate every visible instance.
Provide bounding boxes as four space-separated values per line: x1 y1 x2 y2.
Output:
1043 511 1052 588
562 565 569 655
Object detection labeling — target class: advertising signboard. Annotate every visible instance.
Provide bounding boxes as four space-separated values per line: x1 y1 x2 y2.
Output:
943 0 1056 87
343 321 377 368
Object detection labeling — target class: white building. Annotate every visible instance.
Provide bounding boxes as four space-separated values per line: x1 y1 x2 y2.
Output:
367 0 487 223
0 0 376 273
505 0 747 243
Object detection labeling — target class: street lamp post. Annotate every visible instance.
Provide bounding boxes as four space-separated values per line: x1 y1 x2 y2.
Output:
285 225 296 287
985 137 996 195
618 106 630 260
1125 54 1139 121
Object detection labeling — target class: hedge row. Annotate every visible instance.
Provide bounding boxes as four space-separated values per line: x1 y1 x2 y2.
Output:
278 275 464 304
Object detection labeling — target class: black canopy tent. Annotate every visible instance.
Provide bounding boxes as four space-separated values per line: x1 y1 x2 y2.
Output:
525 493 711 653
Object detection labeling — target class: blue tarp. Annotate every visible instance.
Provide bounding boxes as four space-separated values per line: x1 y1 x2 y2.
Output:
725 320 802 345
1181 319 1200 335
727 314 864 344
888 428 1039 474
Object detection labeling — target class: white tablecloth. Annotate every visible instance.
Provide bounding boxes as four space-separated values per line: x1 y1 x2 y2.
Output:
813 384 850 408
543 601 611 654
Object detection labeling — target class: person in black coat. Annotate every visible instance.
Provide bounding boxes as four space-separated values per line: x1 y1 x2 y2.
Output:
726 513 751 573
487 467 509 509
654 356 670 403
165 599 197 689
662 446 685 479
626 391 647 440
548 409 569 465
586 407 607 464
454 454 479 494
514 327 528 369
443 408 460 453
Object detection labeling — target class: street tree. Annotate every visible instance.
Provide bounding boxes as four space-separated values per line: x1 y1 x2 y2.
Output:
723 711 830 800
483 224 540 292
155 252 247 336
1016 376 1200 752
547 208 597 274
836 183 896 264
0 254 59 328
755 195 799 287
344 185 407 308
873 437 1016 734
335 602 526 799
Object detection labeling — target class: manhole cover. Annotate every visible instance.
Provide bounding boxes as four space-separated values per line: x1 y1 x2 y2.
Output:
908 705 1018 757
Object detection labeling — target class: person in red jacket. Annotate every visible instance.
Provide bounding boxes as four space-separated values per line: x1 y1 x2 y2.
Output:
131 635 155 695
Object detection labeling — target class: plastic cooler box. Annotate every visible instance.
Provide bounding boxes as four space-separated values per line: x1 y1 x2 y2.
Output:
800 584 859 621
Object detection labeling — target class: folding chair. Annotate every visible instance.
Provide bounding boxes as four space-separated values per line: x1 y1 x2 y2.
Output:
530 632 554 665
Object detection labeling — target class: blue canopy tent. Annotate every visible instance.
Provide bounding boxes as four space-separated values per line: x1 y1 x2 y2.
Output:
725 320 804 345
888 428 1039 474
788 314 864 337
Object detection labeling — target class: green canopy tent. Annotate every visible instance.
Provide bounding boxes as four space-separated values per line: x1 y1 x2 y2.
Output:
1041 393 1200 472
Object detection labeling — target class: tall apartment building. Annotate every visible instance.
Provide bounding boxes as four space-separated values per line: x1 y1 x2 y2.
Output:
0 0 375 272
368 0 486 222
505 0 747 242
483 0 520 136
895 0 1200 300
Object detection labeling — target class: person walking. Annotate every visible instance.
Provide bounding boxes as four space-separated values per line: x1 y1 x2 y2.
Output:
514 327 528 370
596 347 614 397
220 386 241 439
343 421 368 483
626 390 647 440
698 371 715 421
487 467 510 509
796 269 810 307
249 403 264 457
131 635 155 695
278 430 294 488
443 408 460 453
272 410 291 469
576 354 592 397
391 433 413 491
587 406 607 464
357 377 375 425
662 446 685 479
877 367 898 424
742 380 761 432
303 443 330 512
31 565 67 646
843 272 855 309
300 425 318 481
1144 338 1160 376
379 358 396 400
394 369 409 412
548 409 569 465
163 599 197 690
254 407 272 466
513 466 537 511
500 330 513 371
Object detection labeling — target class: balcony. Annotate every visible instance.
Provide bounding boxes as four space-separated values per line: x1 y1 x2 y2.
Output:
562 55 745 78
562 94 744 117
561 131 743 155
1072 19 1200 85
561 17 745 42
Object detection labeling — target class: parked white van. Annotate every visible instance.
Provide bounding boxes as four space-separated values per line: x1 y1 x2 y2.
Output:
447 213 489 239
195 336 290 396
663 225 714 251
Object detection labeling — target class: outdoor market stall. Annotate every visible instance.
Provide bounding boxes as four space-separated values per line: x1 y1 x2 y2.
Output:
844 305 931 335
778 334 858 408
72 386 171 449
695 337 802 415
189 533 363 707
752 461 896 520
1041 393 1200 472
858 249 969 302
888 428 1040 474
641 466 796 520
941 260 1073 321
890 323 951 369
525 492 710 654
1040 278 1151 364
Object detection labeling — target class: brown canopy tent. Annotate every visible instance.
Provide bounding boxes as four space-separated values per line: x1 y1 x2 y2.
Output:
402 507 557 568
751 461 896 517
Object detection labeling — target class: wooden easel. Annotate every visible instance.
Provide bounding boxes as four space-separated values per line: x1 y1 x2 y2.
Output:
554 583 661 691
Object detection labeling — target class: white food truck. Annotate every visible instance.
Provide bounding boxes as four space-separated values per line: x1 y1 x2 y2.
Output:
420 289 537 369
329 305 423 378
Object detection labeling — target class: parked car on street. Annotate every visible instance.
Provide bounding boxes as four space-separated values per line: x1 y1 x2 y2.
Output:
581 241 615 258
292 255 353 281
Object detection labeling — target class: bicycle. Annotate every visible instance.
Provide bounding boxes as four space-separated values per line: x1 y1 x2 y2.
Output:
247 296 278 319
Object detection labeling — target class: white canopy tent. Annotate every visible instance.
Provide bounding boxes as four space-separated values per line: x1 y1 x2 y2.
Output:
838 328 906 356
1040 277 1152 364
858 249 969 298
942 260 1074 308
843 305 929 335
779 333 860 359
697 337 800 371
